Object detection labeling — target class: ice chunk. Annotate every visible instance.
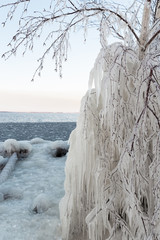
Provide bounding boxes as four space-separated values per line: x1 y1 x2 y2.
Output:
3 139 19 157
30 193 52 214
0 186 23 200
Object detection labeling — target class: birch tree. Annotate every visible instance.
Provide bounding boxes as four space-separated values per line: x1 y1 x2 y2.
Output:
1 1 160 239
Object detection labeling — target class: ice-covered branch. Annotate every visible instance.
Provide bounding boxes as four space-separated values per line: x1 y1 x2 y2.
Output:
0 0 143 79
145 28 160 50
1 0 30 27
0 0 30 9
0 152 18 184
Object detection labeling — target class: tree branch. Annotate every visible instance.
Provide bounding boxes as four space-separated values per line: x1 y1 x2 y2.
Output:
145 28 160 50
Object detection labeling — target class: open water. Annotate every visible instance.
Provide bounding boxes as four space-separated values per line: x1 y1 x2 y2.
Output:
0 112 77 142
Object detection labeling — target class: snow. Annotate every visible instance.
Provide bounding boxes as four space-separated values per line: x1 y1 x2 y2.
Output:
0 138 68 240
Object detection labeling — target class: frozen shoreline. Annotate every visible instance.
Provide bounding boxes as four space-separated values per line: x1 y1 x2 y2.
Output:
0 138 67 240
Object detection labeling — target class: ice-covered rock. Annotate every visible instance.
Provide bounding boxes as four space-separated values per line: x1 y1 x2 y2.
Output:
0 139 32 158
3 139 20 157
50 140 69 158
18 141 32 158
30 193 53 214
0 186 23 200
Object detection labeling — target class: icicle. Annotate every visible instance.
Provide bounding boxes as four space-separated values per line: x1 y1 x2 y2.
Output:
60 35 160 239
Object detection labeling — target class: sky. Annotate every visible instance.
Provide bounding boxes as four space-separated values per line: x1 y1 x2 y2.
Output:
0 31 100 112
0 0 132 113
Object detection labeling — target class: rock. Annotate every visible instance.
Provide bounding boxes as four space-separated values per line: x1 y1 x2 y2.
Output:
52 147 68 157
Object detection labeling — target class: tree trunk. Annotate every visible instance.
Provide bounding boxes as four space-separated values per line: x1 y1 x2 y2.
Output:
139 0 151 59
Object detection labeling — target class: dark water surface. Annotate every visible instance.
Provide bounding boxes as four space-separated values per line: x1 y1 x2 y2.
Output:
0 122 76 142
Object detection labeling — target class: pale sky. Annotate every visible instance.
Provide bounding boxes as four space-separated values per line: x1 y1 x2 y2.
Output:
0 26 100 112
0 0 132 113
0 31 100 112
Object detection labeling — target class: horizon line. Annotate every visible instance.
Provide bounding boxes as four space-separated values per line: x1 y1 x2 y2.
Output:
0 110 79 114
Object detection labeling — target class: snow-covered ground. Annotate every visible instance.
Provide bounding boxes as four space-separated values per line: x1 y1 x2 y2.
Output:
0 138 68 240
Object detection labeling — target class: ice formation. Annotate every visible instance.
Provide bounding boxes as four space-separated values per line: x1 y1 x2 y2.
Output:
18 141 32 158
0 153 18 184
0 138 67 240
60 41 160 239
0 138 69 186
0 156 8 170
1 139 32 158
30 193 53 214
0 139 32 183
3 139 20 157
49 140 69 157
0 186 23 201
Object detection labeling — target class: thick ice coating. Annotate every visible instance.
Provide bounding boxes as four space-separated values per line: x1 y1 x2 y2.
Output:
60 42 160 239
2 139 32 158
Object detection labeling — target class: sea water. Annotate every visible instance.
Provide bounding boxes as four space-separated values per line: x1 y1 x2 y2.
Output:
0 112 77 240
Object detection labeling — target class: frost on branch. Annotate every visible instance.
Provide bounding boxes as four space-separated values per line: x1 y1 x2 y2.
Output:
0 0 143 79
60 42 160 239
0 152 18 184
